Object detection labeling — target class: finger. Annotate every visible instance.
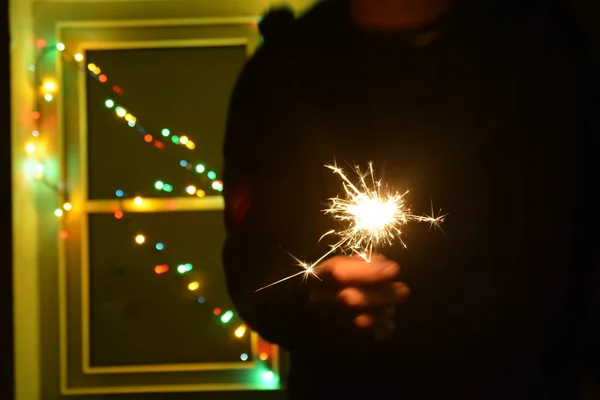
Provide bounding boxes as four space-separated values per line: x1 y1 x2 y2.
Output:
338 282 410 309
327 258 400 286
353 313 375 328
353 307 396 331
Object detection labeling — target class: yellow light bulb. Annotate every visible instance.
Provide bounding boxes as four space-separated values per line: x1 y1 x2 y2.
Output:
134 234 145 244
74 53 84 62
54 209 64 217
186 141 196 150
62 202 72 211
187 281 200 291
25 143 35 154
185 185 196 195
124 113 133 122
134 196 143 205
179 136 189 145
234 325 247 338
116 108 126 117
43 80 57 93
87 63 96 71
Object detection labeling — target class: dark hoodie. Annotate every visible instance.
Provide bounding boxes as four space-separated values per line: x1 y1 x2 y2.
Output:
223 1 597 398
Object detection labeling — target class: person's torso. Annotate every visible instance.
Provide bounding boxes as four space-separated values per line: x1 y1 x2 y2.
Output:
280 7 582 398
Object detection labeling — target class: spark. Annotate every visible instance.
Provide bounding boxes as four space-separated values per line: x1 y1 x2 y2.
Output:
255 162 446 292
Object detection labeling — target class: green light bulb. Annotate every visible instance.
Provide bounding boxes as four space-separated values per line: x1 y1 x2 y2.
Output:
220 310 234 323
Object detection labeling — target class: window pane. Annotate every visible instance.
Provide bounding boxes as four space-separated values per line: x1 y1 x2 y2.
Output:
86 46 246 200
88 211 252 367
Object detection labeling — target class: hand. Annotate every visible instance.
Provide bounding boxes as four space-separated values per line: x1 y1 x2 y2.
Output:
309 253 410 341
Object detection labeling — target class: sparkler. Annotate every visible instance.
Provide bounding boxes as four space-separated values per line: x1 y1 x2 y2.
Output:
255 162 446 292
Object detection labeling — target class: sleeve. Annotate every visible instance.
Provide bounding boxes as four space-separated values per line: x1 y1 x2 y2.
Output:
221 47 360 353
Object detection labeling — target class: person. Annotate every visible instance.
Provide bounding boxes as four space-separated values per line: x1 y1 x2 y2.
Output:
222 0 598 398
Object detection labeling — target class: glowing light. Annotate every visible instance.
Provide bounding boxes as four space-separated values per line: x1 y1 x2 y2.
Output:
154 181 164 190
162 184 173 192
114 210 123 219
134 234 145 244
32 130 40 137
115 107 126 117
240 353 249 361
155 242 164 250
35 39 47 48
99 74 107 83
211 181 223 191
187 281 200 291
74 53 84 62
44 93 53 102
54 209 64 217
234 325 247 338
196 296 205 303
177 263 193 274
185 141 196 150
256 163 446 292
144 134 152 143
154 265 169 274
259 352 269 361
161 128 170 137
213 308 222 315
195 164 205 173
180 160 188 167
105 99 114 108
196 190 206 198
25 143 35 154
115 189 124 197
171 136 180 144
56 42 65 51
32 112 40 120
179 136 189 145
134 196 143 205
60 230 69 239
33 164 44 179
207 171 217 180
262 371 275 381
62 202 72 211
220 310 234 323
185 185 196 195
43 80 57 93
87 63 96 71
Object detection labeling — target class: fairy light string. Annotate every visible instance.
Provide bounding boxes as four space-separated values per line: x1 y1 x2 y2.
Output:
25 39 277 367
